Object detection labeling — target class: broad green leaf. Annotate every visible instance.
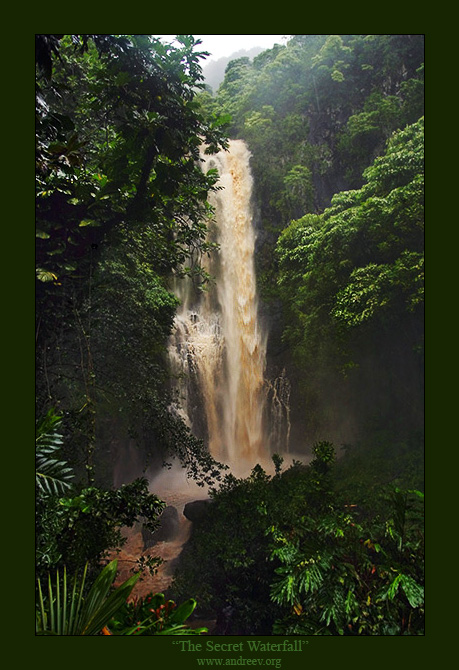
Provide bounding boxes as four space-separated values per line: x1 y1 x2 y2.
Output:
167 598 197 624
400 575 424 608
36 268 58 282
79 219 100 227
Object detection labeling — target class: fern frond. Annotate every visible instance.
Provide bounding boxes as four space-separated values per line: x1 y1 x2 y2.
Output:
297 561 323 595
36 411 73 496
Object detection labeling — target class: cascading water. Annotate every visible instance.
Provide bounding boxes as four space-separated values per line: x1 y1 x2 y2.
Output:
169 140 270 472
115 141 295 602
115 140 294 601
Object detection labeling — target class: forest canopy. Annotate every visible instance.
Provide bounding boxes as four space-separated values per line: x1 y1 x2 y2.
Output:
204 33 424 446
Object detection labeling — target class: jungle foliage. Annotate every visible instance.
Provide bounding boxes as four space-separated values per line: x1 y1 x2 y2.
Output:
35 34 229 584
36 558 205 635
211 34 424 220
172 34 424 635
36 35 424 635
171 448 424 636
35 408 165 582
36 36 228 478
203 34 424 446
275 118 424 441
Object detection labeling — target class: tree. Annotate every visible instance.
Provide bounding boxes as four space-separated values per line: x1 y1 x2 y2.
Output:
36 35 229 484
210 34 424 223
35 35 230 586
277 118 424 350
171 447 424 635
276 118 424 440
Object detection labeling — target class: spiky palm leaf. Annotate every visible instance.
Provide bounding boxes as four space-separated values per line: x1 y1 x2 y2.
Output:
36 559 140 635
36 410 73 496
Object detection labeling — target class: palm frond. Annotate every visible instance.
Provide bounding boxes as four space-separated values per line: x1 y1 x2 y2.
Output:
36 559 140 635
36 410 73 496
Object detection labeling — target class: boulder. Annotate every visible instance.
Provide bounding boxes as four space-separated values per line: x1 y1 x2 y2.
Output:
142 505 180 548
183 499 212 523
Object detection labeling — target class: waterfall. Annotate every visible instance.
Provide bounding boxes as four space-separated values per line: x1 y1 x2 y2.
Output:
267 369 291 454
169 140 269 470
117 148 296 602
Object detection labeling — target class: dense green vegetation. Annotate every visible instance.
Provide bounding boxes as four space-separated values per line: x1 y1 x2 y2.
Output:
36 35 424 635
275 118 424 443
35 34 229 585
172 447 424 635
202 33 424 448
170 35 424 635
36 558 206 635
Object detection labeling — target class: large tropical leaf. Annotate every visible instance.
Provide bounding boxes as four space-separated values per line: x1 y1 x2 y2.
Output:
78 562 140 636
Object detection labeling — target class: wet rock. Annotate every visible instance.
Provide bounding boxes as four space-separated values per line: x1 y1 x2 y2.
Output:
183 499 212 523
142 505 180 549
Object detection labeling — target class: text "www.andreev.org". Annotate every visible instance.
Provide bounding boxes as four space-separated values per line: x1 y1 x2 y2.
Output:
196 657 282 668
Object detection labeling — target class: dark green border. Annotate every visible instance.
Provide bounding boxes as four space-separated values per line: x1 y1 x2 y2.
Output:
25 32 431 662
